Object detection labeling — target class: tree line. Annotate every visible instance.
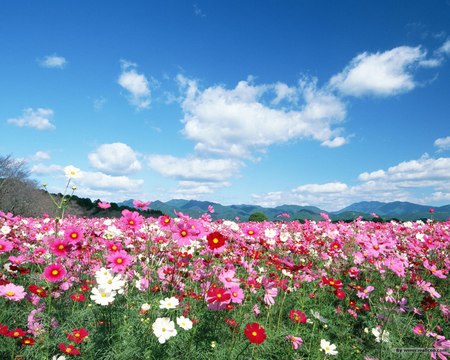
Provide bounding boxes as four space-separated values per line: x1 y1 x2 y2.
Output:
0 154 162 218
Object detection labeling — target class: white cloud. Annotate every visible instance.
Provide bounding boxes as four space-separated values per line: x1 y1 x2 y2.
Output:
31 151 50 161
175 180 230 196
30 163 63 174
93 96 107 111
88 143 142 175
75 171 144 191
118 60 151 109
39 55 67 69
147 155 242 181
294 182 348 193
252 155 450 210
177 75 346 158
434 136 450 152
437 39 450 56
7 108 55 130
329 46 428 97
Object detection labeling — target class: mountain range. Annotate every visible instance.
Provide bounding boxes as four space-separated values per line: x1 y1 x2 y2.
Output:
118 199 450 221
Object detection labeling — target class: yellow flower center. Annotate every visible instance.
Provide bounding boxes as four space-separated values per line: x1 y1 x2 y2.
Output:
181 230 187 237
252 331 257 336
6 291 14 297
66 348 72 353
248 230 254 235
58 245 65 250
70 233 78 239
129 220 135 225
213 238 219 244
52 270 59 276
116 258 123 264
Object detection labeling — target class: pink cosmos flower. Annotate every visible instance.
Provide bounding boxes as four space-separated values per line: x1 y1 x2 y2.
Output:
171 221 195 246
286 335 303 349
228 287 244 304
120 209 144 230
357 286 375 299
49 238 70 257
0 283 26 301
264 286 278 306
98 201 111 209
208 205 215 213
43 263 67 282
133 200 151 211
64 225 84 243
0 239 13 253
413 324 425 335
423 260 447 279
219 269 240 289
107 250 132 273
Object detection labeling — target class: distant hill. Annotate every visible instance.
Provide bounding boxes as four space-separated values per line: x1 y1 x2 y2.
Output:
119 199 450 221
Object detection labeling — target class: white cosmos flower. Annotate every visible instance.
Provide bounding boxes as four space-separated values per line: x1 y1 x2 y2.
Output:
95 269 125 292
176 316 193 330
159 296 179 309
152 317 177 343
64 165 81 179
90 287 116 306
320 339 338 356
372 327 390 343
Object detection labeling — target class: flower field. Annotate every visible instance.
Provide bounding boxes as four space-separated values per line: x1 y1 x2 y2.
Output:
0 209 449 359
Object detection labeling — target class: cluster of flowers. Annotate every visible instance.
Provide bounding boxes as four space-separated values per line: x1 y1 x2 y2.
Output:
0 204 449 358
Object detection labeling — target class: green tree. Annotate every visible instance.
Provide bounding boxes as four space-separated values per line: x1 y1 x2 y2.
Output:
248 211 268 222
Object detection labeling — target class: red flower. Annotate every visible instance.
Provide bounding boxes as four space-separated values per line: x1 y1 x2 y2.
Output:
322 276 343 290
206 231 226 250
335 289 346 299
244 322 267 344
28 284 48 298
206 287 231 304
66 328 89 344
58 343 81 356
289 309 307 323
6 328 27 338
0 323 9 335
21 337 35 346
70 293 86 302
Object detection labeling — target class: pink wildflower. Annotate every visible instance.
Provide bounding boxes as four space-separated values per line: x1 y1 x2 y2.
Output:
413 324 425 335
286 335 303 349
98 201 111 209
107 250 132 273
120 209 144 230
0 283 26 301
0 239 13 253
133 199 151 211
43 263 66 282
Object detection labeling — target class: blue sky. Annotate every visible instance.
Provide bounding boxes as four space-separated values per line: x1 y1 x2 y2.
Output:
1 1 449 211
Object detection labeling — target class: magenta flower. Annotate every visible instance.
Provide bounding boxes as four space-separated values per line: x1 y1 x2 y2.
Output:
64 225 84 243
49 238 70 257
98 201 111 209
0 239 13 253
107 250 132 273
286 335 303 349
133 199 151 211
43 263 67 282
413 324 425 335
0 283 26 301
120 209 144 230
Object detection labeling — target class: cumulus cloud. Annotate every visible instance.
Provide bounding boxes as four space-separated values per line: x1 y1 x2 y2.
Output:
30 163 63 174
329 46 430 97
75 171 144 190
30 151 50 161
147 155 242 181
434 136 450 152
88 143 142 175
39 55 67 69
7 108 55 130
437 39 450 56
118 60 151 109
177 75 346 158
252 155 450 210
